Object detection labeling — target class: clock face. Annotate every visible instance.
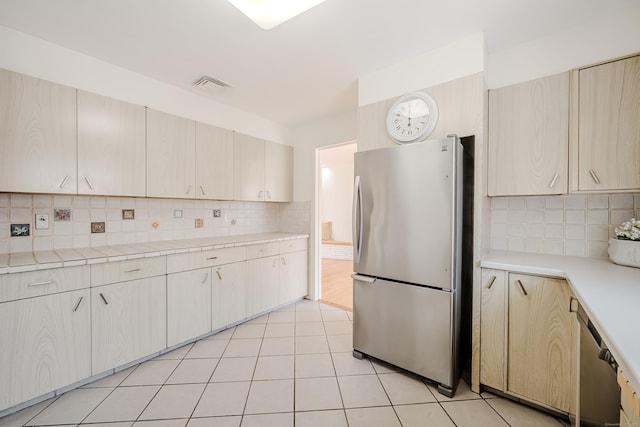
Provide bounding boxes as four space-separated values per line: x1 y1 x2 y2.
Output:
386 92 438 144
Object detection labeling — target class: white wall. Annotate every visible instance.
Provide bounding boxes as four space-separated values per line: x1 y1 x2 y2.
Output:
0 25 288 142
320 143 357 242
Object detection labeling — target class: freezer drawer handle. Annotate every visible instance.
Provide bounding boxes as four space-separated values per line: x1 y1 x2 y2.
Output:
351 274 376 283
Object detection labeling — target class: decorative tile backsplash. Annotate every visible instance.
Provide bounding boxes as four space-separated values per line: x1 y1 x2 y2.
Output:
489 193 640 258
0 193 310 254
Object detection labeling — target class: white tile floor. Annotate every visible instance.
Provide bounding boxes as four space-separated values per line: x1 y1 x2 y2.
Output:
0 300 570 427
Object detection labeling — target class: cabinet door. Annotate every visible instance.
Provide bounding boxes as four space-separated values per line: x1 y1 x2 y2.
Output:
195 122 234 200
77 90 146 196
0 69 77 194
212 261 247 331
488 72 569 196
146 109 196 198
508 274 573 412
167 268 212 347
92 276 167 374
279 250 308 303
264 141 293 202
578 55 640 191
246 256 279 317
479 269 506 391
234 133 265 201
0 289 90 411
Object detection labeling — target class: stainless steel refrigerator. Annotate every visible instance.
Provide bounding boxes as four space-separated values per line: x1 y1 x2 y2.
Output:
352 134 470 397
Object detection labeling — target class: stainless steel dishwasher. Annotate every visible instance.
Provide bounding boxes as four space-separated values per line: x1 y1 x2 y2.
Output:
574 299 620 427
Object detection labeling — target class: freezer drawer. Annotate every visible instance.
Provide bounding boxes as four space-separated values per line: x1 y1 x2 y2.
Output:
353 275 455 388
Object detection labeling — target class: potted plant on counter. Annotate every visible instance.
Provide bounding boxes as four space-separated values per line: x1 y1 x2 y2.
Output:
609 218 640 268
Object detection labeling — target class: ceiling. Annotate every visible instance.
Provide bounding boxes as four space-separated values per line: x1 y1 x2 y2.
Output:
0 0 636 127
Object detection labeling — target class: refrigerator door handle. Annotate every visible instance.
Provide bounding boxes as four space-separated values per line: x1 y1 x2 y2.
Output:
351 273 376 283
353 175 364 263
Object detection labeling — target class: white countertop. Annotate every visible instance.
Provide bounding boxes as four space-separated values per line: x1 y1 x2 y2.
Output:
482 250 640 394
0 232 309 275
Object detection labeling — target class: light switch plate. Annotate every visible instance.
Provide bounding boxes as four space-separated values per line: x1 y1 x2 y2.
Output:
35 214 49 230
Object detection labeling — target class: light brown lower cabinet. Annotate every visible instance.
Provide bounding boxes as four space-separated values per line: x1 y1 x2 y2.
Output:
619 369 640 427
480 269 576 415
212 261 247 331
167 268 212 347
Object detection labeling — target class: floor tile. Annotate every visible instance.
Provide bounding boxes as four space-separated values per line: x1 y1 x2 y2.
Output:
259 337 295 356
244 379 294 414
327 334 353 353
320 310 350 322
210 357 257 382
295 353 335 378
192 382 250 417
245 314 269 324
253 355 294 380
441 399 509 427
165 358 218 384
263 322 295 338
345 406 402 427
0 398 55 427
138 384 205 421
378 372 437 404
294 377 343 411
222 339 262 358
428 378 481 401
294 321 325 336
319 302 343 311
133 420 187 427
121 360 180 386
394 403 455 427
331 352 375 375
206 327 236 340
295 300 320 311
267 311 295 323
337 374 390 408
83 386 160 423
240 412 293 427
323 321 352 335
294 336 329 354
294 409 348 427
80 422 132 427
186 339 229 359
83 366 135 388
187 416 241 427
487 398 566 427
231 323 265 339
154 344 193 360
27 387 112 425
370 359 399 374
295 311 322 322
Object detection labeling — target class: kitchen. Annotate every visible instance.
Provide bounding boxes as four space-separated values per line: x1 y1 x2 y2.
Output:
1 1 640 426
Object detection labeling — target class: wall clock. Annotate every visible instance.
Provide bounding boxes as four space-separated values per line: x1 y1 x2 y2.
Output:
386 92 438 144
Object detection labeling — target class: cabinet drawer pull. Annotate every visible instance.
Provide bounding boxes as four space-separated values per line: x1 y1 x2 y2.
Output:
124 268 141 273
206 256 218 261
73 296 84 312
200 185 205 195
216 270 222 280
201 272 209 284
99 293 109 305
84 176 95 190
27 281 52 287
516 279 528 296
486 276 496 289
548 172 559 189
59 175 70 189
589 169 601 185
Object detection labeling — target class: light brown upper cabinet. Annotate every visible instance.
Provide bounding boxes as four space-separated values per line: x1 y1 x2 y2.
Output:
0 69 77 194
265 141 293 202
146 109 196 199
195 122 234 200
488 72 569 196
77 91 146 197
574 54 640 192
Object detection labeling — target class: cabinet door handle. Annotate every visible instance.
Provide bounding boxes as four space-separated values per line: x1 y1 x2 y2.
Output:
266 190 272 199
216 270 222 280
515 279 528 296
27 281 52 287
486 276 496 289
548 172 559 189
84 176 95 190
201 272 209 284
281 257 287 266
257 190 263 198
272 259 277 268
124 268 141 273
186 185 192 194
73 296 84 312
589 169 601 184
99 293 109 305
200 185 205 195
59 175 70 189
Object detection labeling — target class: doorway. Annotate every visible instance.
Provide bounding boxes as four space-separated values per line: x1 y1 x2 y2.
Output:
318 142 356 311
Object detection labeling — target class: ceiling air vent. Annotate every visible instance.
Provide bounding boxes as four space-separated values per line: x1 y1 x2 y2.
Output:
193 75 231 88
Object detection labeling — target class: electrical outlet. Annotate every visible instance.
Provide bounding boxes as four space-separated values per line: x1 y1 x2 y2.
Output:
213 209 221 218
195 218 204 228
35 214 50 230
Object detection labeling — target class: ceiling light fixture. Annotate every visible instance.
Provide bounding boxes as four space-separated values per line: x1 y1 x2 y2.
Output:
228 0 326 30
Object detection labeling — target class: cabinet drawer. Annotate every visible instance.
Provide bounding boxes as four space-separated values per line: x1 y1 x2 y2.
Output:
91 257 166 286
0 266 90 303
279 239 307 254
246 242 280 259
166 246 246 273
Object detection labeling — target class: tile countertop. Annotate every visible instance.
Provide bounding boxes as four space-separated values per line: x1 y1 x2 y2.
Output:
482 250 640 395
0 232 310 275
